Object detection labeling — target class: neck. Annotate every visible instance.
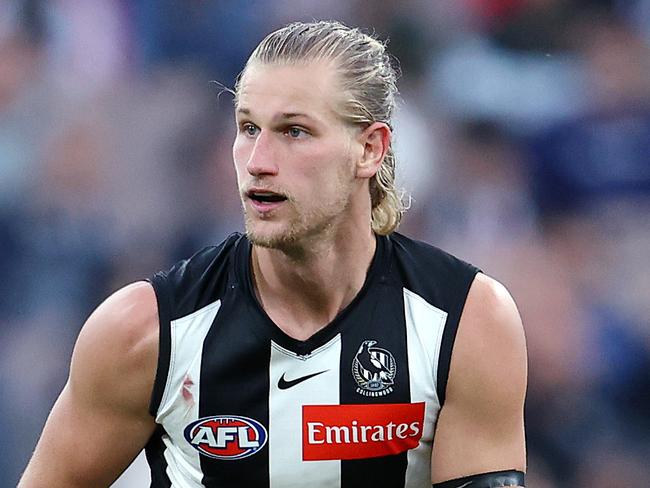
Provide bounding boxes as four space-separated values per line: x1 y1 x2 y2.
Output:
250 226 377 340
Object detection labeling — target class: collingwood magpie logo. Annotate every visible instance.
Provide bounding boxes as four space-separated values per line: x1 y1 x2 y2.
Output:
352 340 396 397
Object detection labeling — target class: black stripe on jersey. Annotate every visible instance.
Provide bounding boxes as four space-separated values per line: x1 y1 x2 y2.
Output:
144 425 172 488
388 233 480 407
147 234 242 416
146 276 172 416
169 235 241 319
198 285 272 488
435 271 479 406
339 269 411 488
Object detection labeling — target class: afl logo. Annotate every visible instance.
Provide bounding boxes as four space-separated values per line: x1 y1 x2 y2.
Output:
352 340 397 397
184 415 268 460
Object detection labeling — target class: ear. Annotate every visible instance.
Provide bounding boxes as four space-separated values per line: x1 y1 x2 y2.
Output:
355 122 391 179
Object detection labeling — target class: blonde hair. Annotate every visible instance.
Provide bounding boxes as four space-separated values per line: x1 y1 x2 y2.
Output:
235 20 406 235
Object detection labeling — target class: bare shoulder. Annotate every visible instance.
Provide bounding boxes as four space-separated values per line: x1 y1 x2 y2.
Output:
70 280 159 414
74 280 158 357
431 273 527 481
461 272 526 349
449 272 527 407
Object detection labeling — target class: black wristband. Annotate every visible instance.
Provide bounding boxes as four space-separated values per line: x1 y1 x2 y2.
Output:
432 469 525 488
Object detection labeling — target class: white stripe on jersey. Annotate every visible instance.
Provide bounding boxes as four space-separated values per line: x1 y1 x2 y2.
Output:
403 288 448 487
268 336 342 488
158 299 222 487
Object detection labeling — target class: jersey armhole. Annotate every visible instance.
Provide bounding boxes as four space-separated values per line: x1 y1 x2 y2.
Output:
436 268 481 406
146 273 173 418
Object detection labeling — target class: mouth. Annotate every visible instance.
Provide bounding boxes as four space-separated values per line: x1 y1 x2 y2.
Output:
245 189 288 213
246 189 288 204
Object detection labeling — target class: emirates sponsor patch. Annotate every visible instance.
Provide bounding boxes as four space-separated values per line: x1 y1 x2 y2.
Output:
302 402 425 460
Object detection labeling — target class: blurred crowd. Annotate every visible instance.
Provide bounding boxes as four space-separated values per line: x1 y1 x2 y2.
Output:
1 0 649 486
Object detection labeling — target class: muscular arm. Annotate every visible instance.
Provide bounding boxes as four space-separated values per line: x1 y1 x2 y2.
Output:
431 273 527 484
19 282 159 488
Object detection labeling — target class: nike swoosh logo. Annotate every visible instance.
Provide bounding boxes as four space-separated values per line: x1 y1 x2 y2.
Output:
278 370 329 390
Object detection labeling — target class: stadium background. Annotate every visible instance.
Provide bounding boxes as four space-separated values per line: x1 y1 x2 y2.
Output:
1 0 649 486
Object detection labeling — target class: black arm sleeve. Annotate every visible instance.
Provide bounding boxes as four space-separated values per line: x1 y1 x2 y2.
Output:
432 470 525 488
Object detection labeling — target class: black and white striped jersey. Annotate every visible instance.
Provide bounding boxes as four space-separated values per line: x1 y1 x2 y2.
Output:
144 232 479 488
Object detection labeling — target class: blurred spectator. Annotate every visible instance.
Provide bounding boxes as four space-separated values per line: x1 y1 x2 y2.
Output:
46 0 129 98
414 119 537 253
521 9 650 485
0 0 47 204
129 0 268 84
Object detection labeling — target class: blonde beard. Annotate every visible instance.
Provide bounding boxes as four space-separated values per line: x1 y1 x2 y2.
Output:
241 156 357 252
243 172 357 254
244 196 347 253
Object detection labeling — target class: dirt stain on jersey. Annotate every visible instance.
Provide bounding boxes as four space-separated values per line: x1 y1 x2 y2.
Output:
182 374 195 408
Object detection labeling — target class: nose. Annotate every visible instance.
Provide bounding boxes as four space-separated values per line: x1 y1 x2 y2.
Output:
246 130 279 177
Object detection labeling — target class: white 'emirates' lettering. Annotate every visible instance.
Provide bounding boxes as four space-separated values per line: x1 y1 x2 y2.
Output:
306 421 421 445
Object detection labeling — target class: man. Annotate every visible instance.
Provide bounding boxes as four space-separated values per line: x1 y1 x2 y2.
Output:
20 21 526 488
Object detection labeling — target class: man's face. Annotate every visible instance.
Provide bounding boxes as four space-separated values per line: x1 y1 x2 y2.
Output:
233 61 362 250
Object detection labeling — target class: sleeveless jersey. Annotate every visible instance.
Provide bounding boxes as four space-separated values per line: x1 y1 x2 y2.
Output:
144 232 479 488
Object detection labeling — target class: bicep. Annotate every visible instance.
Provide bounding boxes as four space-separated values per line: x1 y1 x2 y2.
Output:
431 274 527 483
19 282 159 488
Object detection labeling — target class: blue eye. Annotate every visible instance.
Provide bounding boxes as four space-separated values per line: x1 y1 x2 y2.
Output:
242 123 258 136
287 127 306 138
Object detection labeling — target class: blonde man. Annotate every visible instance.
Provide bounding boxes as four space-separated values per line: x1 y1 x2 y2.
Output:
20 21 526 488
